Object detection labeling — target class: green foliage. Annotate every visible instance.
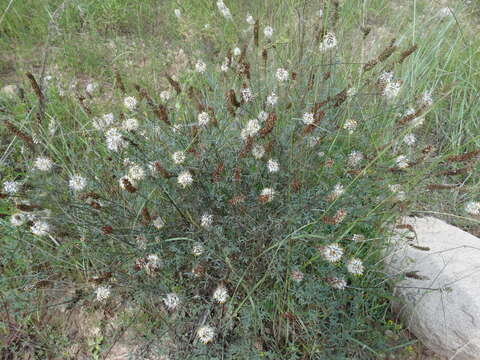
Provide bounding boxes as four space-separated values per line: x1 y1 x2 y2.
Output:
1 1 479 359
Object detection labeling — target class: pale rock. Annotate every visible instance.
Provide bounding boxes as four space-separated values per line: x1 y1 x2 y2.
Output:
385 216 480 360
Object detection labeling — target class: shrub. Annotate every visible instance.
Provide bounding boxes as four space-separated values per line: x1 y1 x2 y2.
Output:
0 1 456 359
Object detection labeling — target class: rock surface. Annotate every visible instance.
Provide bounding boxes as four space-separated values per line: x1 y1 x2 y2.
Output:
385 216 480 360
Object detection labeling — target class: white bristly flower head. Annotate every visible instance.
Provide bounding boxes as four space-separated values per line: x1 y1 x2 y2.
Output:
267 92 278 106
347 150 364 168
174 8 182 18
241 87 253 102
31 220 50 237
395 155 409 169
302 112 315 125
403 133 416 146
128 165 146 181
319 32 337 51
86 82 98 95
404 108 425 128
216 1 232 19
146 254 162 272
327 277 347 290
122 118 139 131
437 7 452 18
388 184 406 201
379 71 394 84
164 293 180 311
264 26 274 38
352 234 365 243
95 286 111 302
260 188 275 202
421 90 433 106
178 171 193 188
246 13 255 25
213 285 228 304
308 136 320 148
347 258 364 276
123 96 137 111
69 175 87 192
105 128 128 152
332 183 344 198
160 90 171 101
10 213 26 227
240 119 261 139
93 113 115 131
34 157 53 172
48 119 57 136
347 87 357 97
267 159 279 173
172 151 186 164
3 181 20 194
252 144 265 159
320 243 344 263
198 111 210 126
465 201 480 216
276 68 289 82
233 47 241 56
258 111 268 122
153 216 165 229
220 58 229 72
195 60 207 73
192 242 204 256
197 325 215 344
343 119 357 134
291 269 304 283
383 80 402 99
201 213 213 228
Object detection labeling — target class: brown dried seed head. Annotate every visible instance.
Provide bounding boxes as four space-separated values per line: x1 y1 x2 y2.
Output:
17 204 42 212
77 95 92 115
308 72 315 90
398 44 418 64
90 201 102 210
259 112 277 138
114 70 126 94
4 120 35 151
229 195 245 205
212 163 225 183
208 107 218 127
254 20 259 47
233 165 241 182
102 225 113 235
258 195 270 204
333 208 347 224
446 149 480 163
156 104 171 125
153 161 173 178
325 159 334 168
166 73 181 94
240 136 254 158
141 207 151 224
122 178 137 193
397 106 426 125
291 180 301 193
